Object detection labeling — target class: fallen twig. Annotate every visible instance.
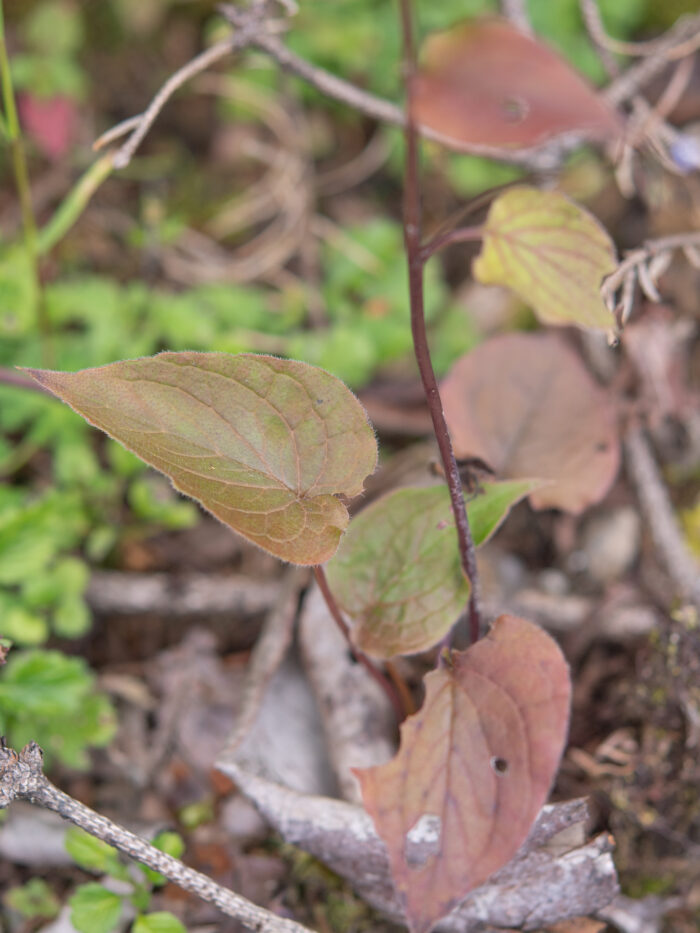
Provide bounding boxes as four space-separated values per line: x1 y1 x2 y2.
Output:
602 230 700 326
298 585 396 803
95 1 617 176
220 763 619 931
86 570 281 619
0 742 312 933
218 568 305 759
604 12 700 108
624 425 700 609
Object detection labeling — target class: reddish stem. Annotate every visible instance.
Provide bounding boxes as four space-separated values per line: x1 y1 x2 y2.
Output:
420 224 484 262
313 565 406 722
398 0 483 644
0 366 52 395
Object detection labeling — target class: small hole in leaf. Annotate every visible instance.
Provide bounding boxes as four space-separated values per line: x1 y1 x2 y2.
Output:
502 96 528 123
491 756 508 775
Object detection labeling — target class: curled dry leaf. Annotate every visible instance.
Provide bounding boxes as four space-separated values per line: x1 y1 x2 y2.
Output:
356 615 571 933
473 187 617 331
414 19 620 152
326 480 539 659
27 353 377 564
441 333 620 514
221 764 618 931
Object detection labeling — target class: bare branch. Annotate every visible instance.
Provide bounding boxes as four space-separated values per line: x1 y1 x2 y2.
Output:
604 13 700 108
218 568 305 759
581 0 700 61
218 4 602 169
87 570 281 620
579 0 620 77
602 230 700 325
624 426 700 609
96 24 263 168
0 742 313 933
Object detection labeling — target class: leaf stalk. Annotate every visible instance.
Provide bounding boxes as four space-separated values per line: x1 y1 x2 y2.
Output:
313 565 406 722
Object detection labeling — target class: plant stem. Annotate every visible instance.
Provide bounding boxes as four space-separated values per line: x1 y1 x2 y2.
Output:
624 424 700 608
0 2 51 357
398 0 483 644
313 565 406 722
420 224 484 261
37 153 115 255
0 365 52 394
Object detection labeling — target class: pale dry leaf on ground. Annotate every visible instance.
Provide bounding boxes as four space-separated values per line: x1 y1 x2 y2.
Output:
441 333 620 513
414 18 621 151
220 766 617 931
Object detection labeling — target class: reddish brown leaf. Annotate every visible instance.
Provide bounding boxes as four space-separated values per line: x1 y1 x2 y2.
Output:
18 93 79 160
440 333 620 513
414 19 620 151
356 615 571 933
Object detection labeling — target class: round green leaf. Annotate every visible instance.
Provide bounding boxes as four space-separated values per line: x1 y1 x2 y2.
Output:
69 884 122 933
27 353 377 564
65 828 123 876
133 912 187 933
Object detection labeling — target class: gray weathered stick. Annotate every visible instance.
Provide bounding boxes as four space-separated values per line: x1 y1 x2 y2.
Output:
0 742 312 933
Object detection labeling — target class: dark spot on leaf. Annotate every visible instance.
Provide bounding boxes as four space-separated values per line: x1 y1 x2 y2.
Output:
596 442 609 453
491 756 508 775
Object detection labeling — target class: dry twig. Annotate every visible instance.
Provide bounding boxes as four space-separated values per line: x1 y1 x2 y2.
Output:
0 742 312 933
602 230 700 326
218 568 305 759
624 425 700 609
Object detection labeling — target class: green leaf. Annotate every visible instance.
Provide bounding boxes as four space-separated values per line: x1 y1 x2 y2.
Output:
0 246 38 337
4 878 60 919
326 480 538 658
0 492 86 586
0 650 92 716
473 186 617 331
24 0 85 55
133 912 187 933
69 883 122 933
0 650 117 768
45 693 117 769
0 599 49 646
26 353 377 564
65 828 124 877
53 595 91 638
